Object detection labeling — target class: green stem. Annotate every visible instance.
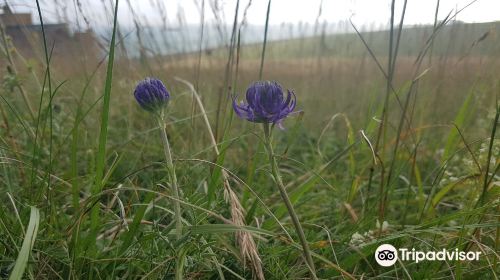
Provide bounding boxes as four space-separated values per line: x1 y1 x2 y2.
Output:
157 116 182 239
262 123 317 279
157 116 184 279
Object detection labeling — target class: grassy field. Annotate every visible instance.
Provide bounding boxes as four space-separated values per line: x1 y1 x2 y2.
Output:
0 0 499 279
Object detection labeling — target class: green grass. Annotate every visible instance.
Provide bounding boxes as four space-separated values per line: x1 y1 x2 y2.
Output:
0 1 499 279
8 206 39 280
88 0 119 259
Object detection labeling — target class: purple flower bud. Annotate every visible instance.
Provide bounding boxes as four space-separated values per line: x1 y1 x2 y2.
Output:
232 81 296 124
134 78 170 112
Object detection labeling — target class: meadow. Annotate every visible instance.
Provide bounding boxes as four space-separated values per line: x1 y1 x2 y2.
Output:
0 0 499 279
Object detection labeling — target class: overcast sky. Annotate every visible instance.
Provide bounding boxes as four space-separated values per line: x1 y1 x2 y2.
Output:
4 0 500 29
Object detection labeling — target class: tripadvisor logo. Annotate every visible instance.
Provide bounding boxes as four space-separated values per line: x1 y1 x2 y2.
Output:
375 244 398 266
374 244 481 267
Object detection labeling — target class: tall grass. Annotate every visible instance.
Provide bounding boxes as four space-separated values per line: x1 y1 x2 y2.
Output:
88 0 119 259
0 0 498 279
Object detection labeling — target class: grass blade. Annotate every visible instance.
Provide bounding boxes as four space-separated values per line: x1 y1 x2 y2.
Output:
88 0 120 253
258 0 271 79
9 206 40 280
442 90 474 161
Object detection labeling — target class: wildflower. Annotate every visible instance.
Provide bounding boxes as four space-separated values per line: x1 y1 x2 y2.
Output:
233 80 317 279
134 77 170 112
133 77 184 278
349 232 366 246
232 81 296 125
133 78 180 235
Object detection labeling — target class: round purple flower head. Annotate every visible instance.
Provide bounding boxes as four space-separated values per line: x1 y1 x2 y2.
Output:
233 81 296 125
134 78 170 113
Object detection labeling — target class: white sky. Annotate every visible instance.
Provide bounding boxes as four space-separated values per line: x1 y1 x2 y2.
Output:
4 0 500 28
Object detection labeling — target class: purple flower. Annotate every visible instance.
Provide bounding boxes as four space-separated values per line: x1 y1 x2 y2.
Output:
134 78 170 112
232 81 296 125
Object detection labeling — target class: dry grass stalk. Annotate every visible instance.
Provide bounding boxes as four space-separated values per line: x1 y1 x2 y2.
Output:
176 77 265 280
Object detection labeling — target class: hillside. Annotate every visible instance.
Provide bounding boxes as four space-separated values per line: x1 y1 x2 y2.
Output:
198 21 500 60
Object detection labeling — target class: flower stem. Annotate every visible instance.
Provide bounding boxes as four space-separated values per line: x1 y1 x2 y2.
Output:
158 113 185 280
157 116 182 239
262 123 317 279
158 116 184 279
